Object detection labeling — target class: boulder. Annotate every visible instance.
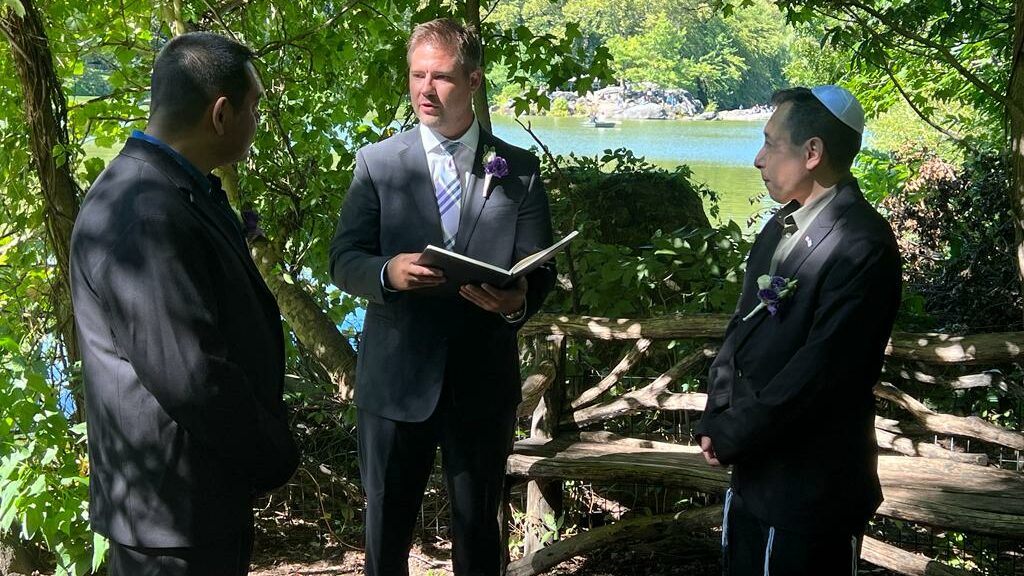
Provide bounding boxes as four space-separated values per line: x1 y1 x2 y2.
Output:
551 170 711 247
615 103 668 120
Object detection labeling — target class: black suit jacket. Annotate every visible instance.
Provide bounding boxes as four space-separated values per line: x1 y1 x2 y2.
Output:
330 127 555 422
70 139 298 547
696 180 901 534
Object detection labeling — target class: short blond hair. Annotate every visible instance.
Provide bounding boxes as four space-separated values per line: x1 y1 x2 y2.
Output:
407 18 481 74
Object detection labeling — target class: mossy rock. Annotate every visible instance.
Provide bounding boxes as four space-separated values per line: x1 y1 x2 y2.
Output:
551 169 710 247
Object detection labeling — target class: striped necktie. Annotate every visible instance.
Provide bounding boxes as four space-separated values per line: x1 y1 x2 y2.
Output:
433 139 463 249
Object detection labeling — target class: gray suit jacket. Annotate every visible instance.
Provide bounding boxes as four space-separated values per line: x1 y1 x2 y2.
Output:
330 127 555 422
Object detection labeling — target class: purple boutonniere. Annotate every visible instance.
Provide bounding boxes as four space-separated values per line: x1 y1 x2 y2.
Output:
482 145 508 199
241 208 266 242
742 274 797 321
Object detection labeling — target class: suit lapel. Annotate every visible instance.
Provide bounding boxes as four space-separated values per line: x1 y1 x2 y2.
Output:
730 181 863 350
454 129 492 253
397 130 447 248
124 140 281 318
731 219 783 340
775 181 860 280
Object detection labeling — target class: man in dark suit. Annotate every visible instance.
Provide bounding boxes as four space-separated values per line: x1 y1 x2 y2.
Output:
70 32 298 575
330 18 555 576
696 86 902 575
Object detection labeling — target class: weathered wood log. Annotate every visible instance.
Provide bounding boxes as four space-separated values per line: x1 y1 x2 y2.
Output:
889 365 1024 402
508 437 727 495
517 335 564 418
570 338 653 409
521 313 730 341
523 336 567 556
522 314 1024 365
875 428 989 465
565 392 708 430
505 505 969 576
563 347 714 428
508 438 1024 538
892 367 1003 390
861 536 971 576
505 506 723 576
886 331 1024 365
875 381 1024 450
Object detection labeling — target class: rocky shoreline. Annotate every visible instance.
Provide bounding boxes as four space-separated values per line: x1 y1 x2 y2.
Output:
493 84 772 121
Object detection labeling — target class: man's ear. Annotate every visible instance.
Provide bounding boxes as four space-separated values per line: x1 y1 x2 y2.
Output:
804 136 825 171
469 68 483 92
211 96 230 136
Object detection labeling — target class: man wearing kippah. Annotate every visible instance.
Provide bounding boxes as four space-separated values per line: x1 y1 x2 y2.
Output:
695 86 902 574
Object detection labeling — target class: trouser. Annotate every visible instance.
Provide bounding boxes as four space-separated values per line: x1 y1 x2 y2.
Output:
357 389 518 576
721 489 863 576
107 520 254 576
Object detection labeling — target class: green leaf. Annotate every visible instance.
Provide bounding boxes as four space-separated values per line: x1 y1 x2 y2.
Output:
92 532 109 571
3 0 25 18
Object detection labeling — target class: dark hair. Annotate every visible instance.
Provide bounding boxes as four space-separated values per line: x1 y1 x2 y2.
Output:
771 87 862 172
150 32 255 127
407 18 481 73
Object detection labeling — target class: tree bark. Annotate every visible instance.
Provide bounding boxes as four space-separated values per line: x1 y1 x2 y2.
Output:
506 506 723 576
216 166 358 398
517 335 563 418
507 437 1024 538
1 0 81 391
875 381 1024 450
522 335 566 556
464 0 492 133
522 313 1024 365
570 338 652 409
563 347 715 429
1011 0 1024 306
860 536 971 576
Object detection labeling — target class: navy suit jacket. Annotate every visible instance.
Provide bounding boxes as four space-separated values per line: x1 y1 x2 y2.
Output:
330 127 555 422
70 139 298 547
696 179 901 534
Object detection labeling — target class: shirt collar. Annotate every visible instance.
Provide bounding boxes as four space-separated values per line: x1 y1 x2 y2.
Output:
419 118 480 157
775 185 839 235
129 130 211 194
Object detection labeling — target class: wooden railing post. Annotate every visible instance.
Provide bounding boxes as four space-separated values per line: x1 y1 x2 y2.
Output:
523 334 567 555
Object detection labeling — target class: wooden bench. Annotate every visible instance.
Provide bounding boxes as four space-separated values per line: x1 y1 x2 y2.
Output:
503 313 1024 576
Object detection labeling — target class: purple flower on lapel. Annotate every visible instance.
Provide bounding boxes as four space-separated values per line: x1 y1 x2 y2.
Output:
241 208 266 242
482 145 509 199
743 274 797 321
483 145 509 178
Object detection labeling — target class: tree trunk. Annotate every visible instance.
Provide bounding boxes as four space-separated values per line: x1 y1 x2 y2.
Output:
1 0 82 392
522 336 566 556
464 0 492 132
1011 0 1024 309
215 166 358 398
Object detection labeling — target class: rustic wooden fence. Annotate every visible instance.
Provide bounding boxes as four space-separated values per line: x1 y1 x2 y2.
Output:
502 313 1024 576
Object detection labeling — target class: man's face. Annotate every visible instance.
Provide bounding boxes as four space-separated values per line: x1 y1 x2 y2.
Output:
754 102 813 205
224 61 263 163
408 42 480 139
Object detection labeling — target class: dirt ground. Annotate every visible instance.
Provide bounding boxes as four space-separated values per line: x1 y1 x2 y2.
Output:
248 527 730 576
250 546 724 576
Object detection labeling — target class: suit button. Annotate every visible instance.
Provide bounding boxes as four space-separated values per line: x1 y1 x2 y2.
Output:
736 369 743 378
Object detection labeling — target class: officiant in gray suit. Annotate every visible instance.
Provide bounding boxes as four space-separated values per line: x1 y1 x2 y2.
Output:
329 18 555 576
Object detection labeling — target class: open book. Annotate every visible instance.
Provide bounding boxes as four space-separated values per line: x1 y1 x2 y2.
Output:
416 230 579 293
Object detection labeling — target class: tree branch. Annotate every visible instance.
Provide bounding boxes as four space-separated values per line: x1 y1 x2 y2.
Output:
842 0 1023 124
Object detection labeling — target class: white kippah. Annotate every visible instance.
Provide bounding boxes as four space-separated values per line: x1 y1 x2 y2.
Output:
810 85 865 134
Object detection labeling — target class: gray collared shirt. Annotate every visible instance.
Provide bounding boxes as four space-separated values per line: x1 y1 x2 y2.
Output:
768 185 839 275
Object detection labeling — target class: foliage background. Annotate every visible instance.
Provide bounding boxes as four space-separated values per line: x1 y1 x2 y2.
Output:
1 0 1022 572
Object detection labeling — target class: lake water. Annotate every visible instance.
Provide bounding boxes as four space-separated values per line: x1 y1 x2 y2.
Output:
489 115 770 229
